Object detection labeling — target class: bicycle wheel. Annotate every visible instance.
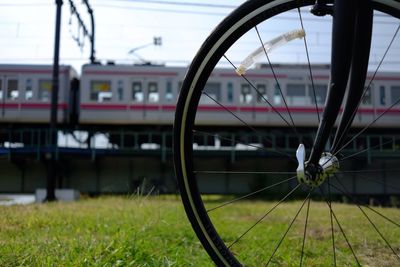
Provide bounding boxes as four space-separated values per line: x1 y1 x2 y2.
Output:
174 0 400 266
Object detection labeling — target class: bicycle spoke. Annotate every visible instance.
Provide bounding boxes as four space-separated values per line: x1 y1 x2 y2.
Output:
266 190 312 267
338 168 400 174
336 168 400 195
174 0 400 265
195 171 296 175
333 175 400 260
223 55 300 138
329 179 400 228
297 7 320 123
228 183 301 249
333 96 400 156
201 91 294 158
366 23 400 84
253 26 300 135
358 206 400 260
339 137 398 161
327 178 337 267
202 91 259 130
347 171 400 192
207 176 297 212
331 23 400 153
193 129 296 161
300 196 311 267
320 187 361 266
366 205 400 228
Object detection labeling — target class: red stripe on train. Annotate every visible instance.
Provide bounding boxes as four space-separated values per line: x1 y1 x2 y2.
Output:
79 103 400 114
0 103 18 108
81 103 161 111
0 103 67 109
81 104 127 110
21 103 68 109
162 105 176 111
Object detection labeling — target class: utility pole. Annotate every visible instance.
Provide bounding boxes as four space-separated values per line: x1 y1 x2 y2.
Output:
45 0 96 201
46 0 63 202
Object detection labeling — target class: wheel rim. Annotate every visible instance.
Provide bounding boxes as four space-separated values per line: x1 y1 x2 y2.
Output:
174 0 400 266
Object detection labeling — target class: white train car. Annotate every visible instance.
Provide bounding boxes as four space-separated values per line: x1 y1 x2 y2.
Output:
79 64 185 125
0 64 77 124
79 63 400 128
193 64 333 127
1 63 398 128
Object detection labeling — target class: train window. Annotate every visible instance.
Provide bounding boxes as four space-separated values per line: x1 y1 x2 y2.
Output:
391 86 400 105
200 82 221 104
39 80 52 101
274 84 282 105
25 79 33 100
287 84 306 105
256 84 267 102
90 80 111 102
240 84 252 104
148 82 159 103
362 86 372 105
117 80 123 101
380 86 386 105
7 79 19 100
227 82 234 103
166 81 173 102
309 84 327 105
132 82 143 102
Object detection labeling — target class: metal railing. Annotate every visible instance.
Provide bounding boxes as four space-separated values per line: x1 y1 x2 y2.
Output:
1 128 399 163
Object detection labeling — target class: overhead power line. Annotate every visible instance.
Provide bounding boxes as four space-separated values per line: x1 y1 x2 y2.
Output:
0 3 50 7
96 0 237 9
94 4 229 16
94 3 398 25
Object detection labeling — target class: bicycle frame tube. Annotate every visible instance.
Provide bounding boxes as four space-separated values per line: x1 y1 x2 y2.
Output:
331 4 373 154
308 0 372 165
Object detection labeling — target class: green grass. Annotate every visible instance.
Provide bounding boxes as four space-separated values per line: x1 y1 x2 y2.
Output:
0 196 399 266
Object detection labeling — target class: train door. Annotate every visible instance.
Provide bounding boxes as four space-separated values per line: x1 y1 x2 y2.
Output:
308 84 327 107
160 79 174 124
130 77 161 123
144 78 161 123
286 83 307 106
197 80 222 125
286 82 310 126
359 83 374 125
0 75 19 120
38 79 52 102
130 78 145 122
389 83 400 126
254 82 269 124
239 81 256 123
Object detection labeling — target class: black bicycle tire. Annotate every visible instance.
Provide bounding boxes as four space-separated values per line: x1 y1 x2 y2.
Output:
173 0 400 266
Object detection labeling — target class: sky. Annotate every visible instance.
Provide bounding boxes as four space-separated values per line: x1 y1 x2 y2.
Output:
0 0 400 73
0 0 243 72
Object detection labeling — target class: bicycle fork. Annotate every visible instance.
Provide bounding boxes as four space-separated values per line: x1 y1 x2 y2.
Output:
297 0 373 187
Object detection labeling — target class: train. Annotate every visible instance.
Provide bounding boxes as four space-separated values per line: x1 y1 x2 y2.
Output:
1 63 400 128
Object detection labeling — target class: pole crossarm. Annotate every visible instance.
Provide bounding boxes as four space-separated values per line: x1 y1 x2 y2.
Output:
68 0 96 63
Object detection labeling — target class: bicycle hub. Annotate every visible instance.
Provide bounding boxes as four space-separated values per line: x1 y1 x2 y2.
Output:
296 144 339 187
